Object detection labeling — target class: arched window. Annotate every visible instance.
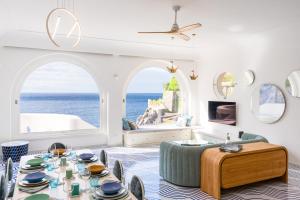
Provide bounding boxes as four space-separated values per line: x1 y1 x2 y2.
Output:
126 67 183 127
20 62 100 133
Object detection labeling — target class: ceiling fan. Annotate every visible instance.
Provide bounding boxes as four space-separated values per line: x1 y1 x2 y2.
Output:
138 5 201 41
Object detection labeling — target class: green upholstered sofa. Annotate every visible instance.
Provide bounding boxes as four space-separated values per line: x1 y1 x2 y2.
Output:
159 133 268 187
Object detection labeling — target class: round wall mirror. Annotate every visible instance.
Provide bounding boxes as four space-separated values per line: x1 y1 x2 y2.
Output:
243 70 255 86
214 72 236 99
285 70 300 98
251 84 286 123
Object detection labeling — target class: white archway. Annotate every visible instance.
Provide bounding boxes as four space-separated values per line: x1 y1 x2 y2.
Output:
10 53 105 137
122 59 192 122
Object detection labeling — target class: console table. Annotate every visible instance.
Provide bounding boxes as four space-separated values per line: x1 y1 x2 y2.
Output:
201 142 288 199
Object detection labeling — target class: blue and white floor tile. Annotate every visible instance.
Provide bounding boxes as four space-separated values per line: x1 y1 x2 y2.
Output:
1 146 300 200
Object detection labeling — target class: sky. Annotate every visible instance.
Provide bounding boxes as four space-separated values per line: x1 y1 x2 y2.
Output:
127 68 171 93
21 62 99 93
21 63 172 94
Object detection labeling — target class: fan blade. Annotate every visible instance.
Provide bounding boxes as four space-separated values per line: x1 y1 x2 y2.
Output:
178 23 202 33
176 33 190 41
138 31 172 34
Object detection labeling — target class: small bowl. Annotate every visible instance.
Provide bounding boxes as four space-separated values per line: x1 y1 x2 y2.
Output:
79 153 94 160
24 172 46 183
88 164 105 175
101 181 122 195
26 158 44 167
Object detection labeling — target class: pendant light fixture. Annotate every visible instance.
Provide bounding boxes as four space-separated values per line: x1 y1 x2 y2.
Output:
167 60 178 73
190 70 198 80
46 0 81 47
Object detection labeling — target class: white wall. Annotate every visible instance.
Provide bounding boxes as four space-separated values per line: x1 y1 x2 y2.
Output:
197 24 300 165
0 46 199 152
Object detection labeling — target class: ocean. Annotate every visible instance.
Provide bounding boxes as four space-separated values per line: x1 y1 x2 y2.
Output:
20 93 163 127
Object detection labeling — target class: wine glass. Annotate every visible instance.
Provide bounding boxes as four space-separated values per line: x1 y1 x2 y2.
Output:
51 144 59 168
89 176 99 192
66 145 73 158
79 168 91 192
63 178 75 196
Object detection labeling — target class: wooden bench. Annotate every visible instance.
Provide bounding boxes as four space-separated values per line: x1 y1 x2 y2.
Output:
201 142 288 199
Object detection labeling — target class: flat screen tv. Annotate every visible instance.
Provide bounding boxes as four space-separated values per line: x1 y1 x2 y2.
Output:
208 101 236 126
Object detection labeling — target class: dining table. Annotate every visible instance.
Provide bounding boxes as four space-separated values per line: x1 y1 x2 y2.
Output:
12 149 137 200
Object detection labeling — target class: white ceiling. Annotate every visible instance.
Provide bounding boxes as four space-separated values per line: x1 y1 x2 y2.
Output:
1 0 300 48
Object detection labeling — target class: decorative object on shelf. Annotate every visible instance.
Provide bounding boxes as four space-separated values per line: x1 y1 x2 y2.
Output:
213 72 237 99
285 70 300 98
238 131 244 138
166 60 178 73
251 83 286 124
243 70 255 86
138 5 201 41
190 70 198 80
46 0 81 47
219 144 242 153
225 133 231 144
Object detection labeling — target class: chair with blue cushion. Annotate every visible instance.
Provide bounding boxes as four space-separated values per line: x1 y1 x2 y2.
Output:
5 158 15 198
113 160 125 184
130 175 145 200
0 174 7 200
100 150 108 168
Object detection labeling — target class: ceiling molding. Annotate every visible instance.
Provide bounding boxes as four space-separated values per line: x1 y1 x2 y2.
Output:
1 30 198 60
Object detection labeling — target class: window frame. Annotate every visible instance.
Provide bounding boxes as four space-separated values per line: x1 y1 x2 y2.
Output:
10 54 106 140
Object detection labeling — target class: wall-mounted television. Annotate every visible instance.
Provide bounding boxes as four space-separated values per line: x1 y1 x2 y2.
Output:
208 101 236 126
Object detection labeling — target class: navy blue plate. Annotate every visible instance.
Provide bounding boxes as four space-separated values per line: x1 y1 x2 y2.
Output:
101 181 122 195
79 153 94 160
24 172 46 183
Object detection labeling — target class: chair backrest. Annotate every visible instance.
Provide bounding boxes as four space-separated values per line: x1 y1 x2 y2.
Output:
0 174 7 200
48 142 66 152
113 160 124 184
130 175 145 200
100 150 108 168
5 158 13 182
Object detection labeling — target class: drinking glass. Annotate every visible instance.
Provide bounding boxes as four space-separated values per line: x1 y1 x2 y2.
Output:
79 168 91 192
63 178 74 195
47 162 54 172
66 145 73 159
51 145 59 168
89 176 99 192
76 163 85 174
49 172 60 189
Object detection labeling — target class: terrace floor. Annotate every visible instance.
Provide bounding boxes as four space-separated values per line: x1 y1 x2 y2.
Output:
1 146 300 200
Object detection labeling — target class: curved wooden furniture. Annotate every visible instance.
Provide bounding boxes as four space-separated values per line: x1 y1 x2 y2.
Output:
201 142 288 199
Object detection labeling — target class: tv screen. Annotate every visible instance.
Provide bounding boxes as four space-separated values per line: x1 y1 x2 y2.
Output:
208 101 236 126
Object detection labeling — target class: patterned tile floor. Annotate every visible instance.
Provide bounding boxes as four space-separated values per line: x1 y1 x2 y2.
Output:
1 146 300 200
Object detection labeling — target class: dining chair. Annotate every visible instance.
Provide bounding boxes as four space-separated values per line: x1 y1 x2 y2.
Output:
48 142 66 152
100 150 108 168
129 175 145 200
5 158 15 198
0 174 7 200
113 160 125 184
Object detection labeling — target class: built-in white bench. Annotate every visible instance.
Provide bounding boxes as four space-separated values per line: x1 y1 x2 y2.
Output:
123 125 194 147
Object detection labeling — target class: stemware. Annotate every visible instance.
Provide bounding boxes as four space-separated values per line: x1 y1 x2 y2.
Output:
79 168 91 192
89 176 99 192
63 178 74 194
48 171 60 189
51 144 59 168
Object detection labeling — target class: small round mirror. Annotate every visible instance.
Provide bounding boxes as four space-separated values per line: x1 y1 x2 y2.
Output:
214 72 236 99
251 84 286 123
285 70 300 98
243 70 255 86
